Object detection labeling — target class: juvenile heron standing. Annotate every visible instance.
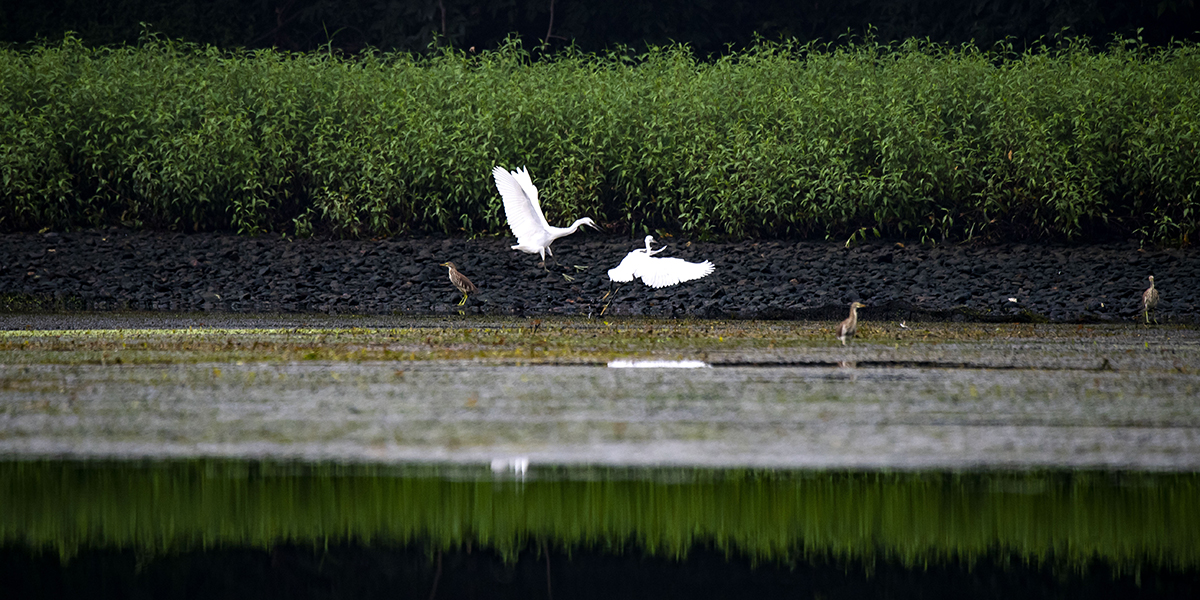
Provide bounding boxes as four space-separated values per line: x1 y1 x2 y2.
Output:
1142 275 1159 324
440 262 477 306
836 302 867 345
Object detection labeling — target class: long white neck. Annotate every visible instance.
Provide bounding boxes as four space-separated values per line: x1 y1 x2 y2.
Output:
565 218 593 233
548 218 594 243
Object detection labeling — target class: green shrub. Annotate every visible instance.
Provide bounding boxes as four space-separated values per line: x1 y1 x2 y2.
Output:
1 34 1197 244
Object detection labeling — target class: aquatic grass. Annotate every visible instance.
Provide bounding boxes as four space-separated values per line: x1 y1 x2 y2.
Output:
1 460 1196 571
0 321 818 365
1 34 1197 243
0 320 1185 366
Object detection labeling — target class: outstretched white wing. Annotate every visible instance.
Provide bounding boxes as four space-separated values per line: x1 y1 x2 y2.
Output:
608 248 715 287
636 257 715 288
509 167 547 225
607 251 649 282
493 166 550 249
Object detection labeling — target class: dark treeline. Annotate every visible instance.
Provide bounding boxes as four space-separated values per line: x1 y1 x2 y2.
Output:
3 0 1198 54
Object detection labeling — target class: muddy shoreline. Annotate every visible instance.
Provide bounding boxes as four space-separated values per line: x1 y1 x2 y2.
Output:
2 229 1196 323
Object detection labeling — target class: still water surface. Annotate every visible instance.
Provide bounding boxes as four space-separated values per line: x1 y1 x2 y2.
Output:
2 316 1198 597
2 360 1199 469
2 460 1197 598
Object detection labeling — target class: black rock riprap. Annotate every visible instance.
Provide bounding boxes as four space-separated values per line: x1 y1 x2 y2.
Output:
2 230 1197 323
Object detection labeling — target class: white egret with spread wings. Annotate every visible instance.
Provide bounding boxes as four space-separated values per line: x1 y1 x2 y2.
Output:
607 235 715 288
492 166 599 263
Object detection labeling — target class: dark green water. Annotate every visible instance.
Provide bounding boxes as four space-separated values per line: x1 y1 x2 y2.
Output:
3 460 1197 567
4 460 1198 598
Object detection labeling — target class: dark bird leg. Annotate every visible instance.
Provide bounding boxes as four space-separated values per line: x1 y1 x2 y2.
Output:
599 283 621 316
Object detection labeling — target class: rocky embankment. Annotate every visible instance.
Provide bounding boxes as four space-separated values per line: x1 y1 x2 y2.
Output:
1 229 1196 323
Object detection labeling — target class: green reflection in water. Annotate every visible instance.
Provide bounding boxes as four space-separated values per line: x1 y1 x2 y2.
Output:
1 460 1196 569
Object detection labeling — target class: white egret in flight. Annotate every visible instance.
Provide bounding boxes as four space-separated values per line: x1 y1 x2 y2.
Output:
607 236 715 288
492 166 599 262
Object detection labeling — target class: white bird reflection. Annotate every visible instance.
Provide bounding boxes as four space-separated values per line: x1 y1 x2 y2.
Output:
607 360 711 369
490 456 529 480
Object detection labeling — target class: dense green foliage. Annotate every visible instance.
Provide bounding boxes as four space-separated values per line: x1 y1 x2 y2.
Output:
1 35 1198 243
3 460 1197 569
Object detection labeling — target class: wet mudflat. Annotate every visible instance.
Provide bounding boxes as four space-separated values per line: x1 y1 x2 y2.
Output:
2 314 1198 469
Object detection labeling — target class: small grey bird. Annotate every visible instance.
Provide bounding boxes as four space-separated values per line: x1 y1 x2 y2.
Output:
440 262 477 306
1142 275 1159 324
836 302 867 345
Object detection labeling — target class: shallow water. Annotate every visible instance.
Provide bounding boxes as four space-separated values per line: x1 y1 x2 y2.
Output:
2 460 1197 598
1 460 1195 565
2 314 1198 596
2 359 1199 469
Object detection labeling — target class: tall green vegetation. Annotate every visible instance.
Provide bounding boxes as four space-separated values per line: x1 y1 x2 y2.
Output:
1 35 1197 243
